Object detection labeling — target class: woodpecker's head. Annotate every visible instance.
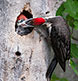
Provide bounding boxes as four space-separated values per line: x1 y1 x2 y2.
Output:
26 17 46 26
15 10 34 36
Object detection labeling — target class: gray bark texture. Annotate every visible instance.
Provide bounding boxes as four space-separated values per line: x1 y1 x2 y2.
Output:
0 0 78 81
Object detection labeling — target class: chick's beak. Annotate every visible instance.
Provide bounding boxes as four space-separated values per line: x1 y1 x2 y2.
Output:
17 18 34 28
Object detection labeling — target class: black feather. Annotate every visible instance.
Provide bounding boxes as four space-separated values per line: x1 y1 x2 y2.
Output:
46 56 58 81
46 16 71 80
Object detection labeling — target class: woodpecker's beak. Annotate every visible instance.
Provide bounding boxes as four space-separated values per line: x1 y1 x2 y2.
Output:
17 18 34 28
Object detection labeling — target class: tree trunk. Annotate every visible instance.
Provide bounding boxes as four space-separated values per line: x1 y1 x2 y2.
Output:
0 0 78 81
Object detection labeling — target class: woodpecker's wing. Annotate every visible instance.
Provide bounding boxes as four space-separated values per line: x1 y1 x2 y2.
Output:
47 16 71 71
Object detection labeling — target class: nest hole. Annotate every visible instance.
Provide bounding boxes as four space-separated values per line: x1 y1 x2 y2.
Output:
21 10 33 19
15 51 21 56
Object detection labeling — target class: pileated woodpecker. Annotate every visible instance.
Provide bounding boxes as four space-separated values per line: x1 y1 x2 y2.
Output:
15 16 71 81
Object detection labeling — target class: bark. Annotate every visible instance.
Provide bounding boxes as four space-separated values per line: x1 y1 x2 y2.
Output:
0 0 78 81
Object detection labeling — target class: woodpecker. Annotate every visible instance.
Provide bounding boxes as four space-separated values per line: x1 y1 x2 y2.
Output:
15 16 71 81
15 10 34 36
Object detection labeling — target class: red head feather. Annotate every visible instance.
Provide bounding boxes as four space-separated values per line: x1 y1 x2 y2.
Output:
33 17 45 25
17 14 27 22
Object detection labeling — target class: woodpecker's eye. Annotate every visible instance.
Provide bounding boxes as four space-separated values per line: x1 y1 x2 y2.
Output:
18 19 25 23
20 19 25 23
17 19 26 26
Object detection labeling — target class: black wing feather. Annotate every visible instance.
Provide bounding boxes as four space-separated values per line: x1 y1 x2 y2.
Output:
48 16 71 71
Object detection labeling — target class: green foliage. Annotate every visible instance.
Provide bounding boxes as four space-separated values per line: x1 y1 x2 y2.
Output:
56 0 78 30
71 44 78 58
51 74 60 81
51 0 78 81
51 74 68 81
70 59 78 75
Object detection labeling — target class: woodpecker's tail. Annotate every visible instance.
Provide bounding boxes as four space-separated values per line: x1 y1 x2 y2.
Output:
46 57 58 81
